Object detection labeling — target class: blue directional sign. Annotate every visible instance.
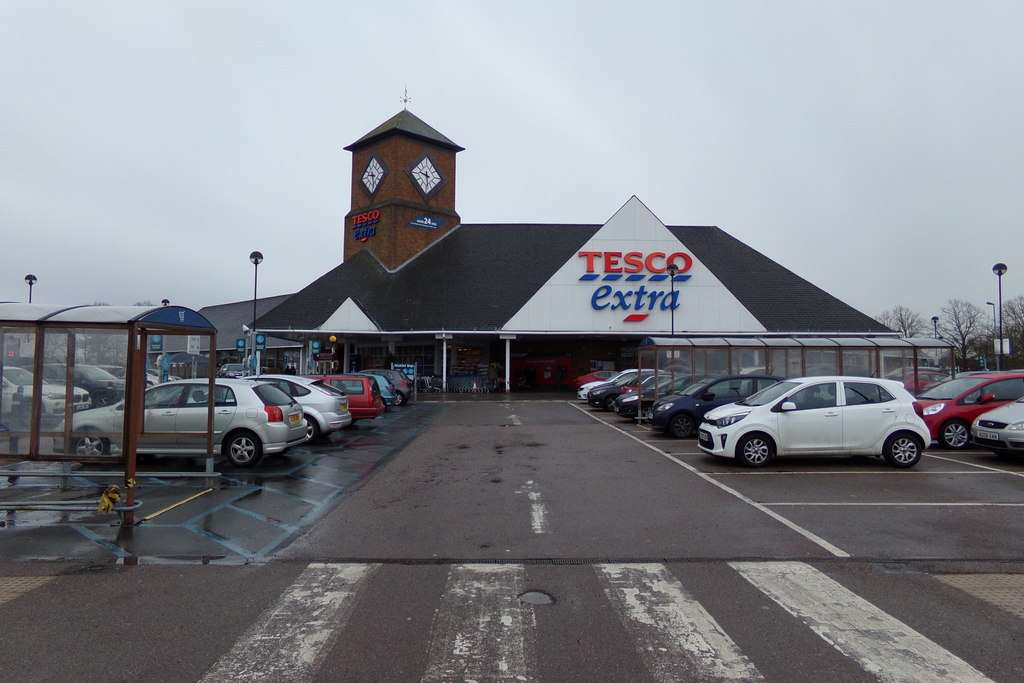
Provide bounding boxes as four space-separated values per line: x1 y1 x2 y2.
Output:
255 333 267 351
236 338 246 353
149 335 163 352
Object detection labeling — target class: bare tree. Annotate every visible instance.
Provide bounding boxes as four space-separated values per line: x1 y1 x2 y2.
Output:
1000 295 1024 368
876 305 926 337
938 299 985 367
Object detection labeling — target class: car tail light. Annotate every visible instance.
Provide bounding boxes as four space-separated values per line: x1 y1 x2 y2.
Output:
265 405 284 422
912 401 924 419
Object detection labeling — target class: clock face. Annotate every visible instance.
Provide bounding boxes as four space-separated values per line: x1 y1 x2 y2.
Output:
361 156 386 196
408 155 444 197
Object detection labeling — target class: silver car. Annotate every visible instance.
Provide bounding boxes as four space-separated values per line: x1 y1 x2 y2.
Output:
61 378 307 467
244 374 352 440
972 398 1024 457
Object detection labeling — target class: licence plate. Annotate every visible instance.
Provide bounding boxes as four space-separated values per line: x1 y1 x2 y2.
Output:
698 429 712 447
289 414 300 423
976 430 998 440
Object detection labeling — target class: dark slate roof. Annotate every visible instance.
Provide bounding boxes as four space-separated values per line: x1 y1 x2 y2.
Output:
256 224 890 334
343 110 465 152
667 226 891 333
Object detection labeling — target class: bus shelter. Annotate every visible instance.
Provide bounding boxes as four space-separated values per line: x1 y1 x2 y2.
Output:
0 303 217 524
637 335 956 406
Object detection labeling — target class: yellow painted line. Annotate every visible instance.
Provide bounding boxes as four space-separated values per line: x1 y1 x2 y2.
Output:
139 488 215 523
0 576 54 605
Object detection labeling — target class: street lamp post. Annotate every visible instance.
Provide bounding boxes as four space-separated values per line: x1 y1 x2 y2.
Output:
249 251 264 375
666 262 679 336
987 302 997 369
24 274 36 303
993 263 1007 371
931 316 939 339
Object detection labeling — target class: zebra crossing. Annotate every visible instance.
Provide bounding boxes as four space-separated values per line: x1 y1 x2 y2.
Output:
200 561 994 682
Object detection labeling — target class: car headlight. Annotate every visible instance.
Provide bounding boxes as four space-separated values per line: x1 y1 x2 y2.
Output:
621 395 637 403
716 411 750 427
923 403 946 416
43 392 63 400
655 402 675 412
1007 422 1024 431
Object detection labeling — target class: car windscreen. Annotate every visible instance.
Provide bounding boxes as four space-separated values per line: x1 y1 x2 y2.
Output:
78 366 120 381
4 366 34 385
738 380 800 406
917 377 990 400
252 383 294 406
312 380 346 397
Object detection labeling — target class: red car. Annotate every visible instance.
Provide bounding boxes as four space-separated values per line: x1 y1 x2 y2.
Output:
574 370 616 389
916 372 1024 449
306 374 385 423
885 368 951 395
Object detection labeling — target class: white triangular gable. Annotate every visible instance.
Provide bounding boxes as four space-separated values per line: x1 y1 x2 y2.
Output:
502 196 766 334
318 298 380 333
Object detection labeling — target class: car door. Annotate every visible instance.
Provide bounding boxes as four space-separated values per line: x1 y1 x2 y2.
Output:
141 383 186 451
174 384 238 453
840 381 899 452
775 381 843 453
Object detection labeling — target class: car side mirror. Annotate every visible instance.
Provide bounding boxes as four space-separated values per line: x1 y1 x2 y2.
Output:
701 392 715 401
979 393 996 404
779 401 797 412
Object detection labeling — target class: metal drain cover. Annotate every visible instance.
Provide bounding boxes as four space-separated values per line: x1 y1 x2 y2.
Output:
518 590 554 605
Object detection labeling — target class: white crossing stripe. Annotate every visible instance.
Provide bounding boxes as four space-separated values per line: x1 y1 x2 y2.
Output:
422 564 537 682
200 563 375 683
731 562 993 682
596 563 763 681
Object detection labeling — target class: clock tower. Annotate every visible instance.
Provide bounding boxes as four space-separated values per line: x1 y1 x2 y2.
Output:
343 110 464 269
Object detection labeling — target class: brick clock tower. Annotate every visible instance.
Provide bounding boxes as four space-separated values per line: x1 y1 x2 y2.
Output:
343 110 464 269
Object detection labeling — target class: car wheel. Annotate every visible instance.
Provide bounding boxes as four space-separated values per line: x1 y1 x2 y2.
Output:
668 413 696 439
92 392 113 408
74 430 110 456
224 431 263 467
939 419 971 449
305 416 321 441
603 395 618 411
736 433 775 468
394 391 407 406
883 432 923 468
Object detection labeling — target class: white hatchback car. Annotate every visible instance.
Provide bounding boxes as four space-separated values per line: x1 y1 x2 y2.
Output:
698 376 929 468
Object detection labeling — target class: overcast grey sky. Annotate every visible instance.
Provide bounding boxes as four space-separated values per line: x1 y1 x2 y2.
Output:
2 1 1021 322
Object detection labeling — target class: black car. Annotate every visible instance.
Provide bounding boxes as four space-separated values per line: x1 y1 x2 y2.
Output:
614 375 694 419
587 370 657 411
649 374 782 438
41 363 126 408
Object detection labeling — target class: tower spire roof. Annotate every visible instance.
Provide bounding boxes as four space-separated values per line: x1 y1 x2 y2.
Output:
344 110 464 152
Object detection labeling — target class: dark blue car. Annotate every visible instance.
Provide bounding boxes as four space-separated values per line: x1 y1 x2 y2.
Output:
649 375 782 438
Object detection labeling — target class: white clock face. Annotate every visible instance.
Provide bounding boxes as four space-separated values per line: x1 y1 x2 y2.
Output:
362 157 385 194
410 157 442 194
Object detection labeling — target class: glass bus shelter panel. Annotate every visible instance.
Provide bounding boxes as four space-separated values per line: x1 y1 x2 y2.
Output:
805 349 839 376
841 349 876 378
768 348 803 378
1 326 38 456
733 348 767 376
694 348 729 380
658 347 693 376
880 349 915 378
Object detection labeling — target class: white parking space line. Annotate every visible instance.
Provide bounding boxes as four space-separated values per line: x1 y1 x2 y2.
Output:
597 563 763 682
201 563 374 683
516 479 548 533
768 502 1024 507
731 562 993 683
572 404 850 557
422 564 536 682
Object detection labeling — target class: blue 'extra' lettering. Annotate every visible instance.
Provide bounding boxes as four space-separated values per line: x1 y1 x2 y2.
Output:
592 285 679 311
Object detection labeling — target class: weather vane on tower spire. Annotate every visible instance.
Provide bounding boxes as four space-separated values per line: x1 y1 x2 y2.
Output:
400 87 412 109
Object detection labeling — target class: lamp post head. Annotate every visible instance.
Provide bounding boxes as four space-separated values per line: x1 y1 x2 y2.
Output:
993 263 1007 277
666 263 679 278
931 316 938 324
161 298 170 306
24 274 37 286
249 251 264 266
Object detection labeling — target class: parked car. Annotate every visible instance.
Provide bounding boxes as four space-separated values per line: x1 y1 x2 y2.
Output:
884 368 951 395
587 370 658 411
217 363 246 378
577 368 643 401
574 370 616 389
613 374 695 420
359 368 413 405
306 374 385 423
2 366 91 416
41 363 124 407
649 374 783 437
972 397 1024 457
697 376 929 468
59 378 307 467
915 372 1024 449
243 374 352 440
359 372 399 406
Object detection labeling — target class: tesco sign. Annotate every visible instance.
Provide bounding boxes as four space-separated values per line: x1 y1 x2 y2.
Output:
577 250 693 322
